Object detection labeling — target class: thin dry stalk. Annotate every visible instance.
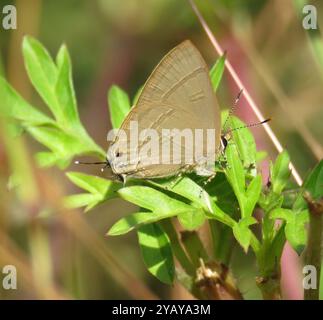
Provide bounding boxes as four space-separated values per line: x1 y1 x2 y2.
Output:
238 37 323 160
188 0 303 186
209 6 323 161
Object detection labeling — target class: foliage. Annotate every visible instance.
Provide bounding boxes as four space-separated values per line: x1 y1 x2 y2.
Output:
0 37 321 297
0 36 104 170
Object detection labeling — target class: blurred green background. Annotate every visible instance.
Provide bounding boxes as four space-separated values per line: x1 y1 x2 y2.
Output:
0 0 322 299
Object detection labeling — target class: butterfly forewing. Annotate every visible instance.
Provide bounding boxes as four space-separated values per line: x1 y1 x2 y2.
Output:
108 40 221 179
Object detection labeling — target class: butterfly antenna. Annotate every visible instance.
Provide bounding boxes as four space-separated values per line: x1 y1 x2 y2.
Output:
74 160 110 172
74 160 107 165
226 118 271 134
223 88 243 131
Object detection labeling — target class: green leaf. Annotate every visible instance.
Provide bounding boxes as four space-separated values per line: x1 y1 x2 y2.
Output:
270 208 309 254
270 208 293 221
55 45 80 126
22 36 63 122
293 160 323 212
118 185 221 231
270 151 291 194
205 172 237 215
225 143 245 211
225 143 245 195
285 211 308 255
0 77 54 126
28 125 103 168
233 216 257 253
233 220 253 253
118 186 192 214
108 85 131 129
1 37 105 170
259 190 284 214
64 193 102 209
65 172 121 211
28 126 80 158
35 151 64 168
177 209 206 230
244 175 262 217
2 37 105 168
108 211 177 236
66 171 120 195
137 223 174 284
209 52 226 91
219 140 261 225
240 216 258 227
149 177 232 225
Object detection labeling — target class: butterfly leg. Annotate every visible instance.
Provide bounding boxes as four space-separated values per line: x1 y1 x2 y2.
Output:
165 173 183 190
165 164 195 190
214 145 230 172
203 173 216 186
120 174 127 187
195 163 217 197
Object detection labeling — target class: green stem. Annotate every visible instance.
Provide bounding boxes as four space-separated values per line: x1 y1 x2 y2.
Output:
209 220 233 265
250 233 261 254
256 221 286 300
180 230 209 267
161 220 206 299
160 220 195 276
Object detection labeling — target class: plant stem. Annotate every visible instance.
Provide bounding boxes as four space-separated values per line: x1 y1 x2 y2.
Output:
181 230 209 267
255 238 282 300
181 231 243 299
162 220 244 299
256 276 281 300
250 233 261 254
255 215 286 300
303 192 323 300
160 220 195 276
209 220 234 265
161 220 206 299
195 258 244 300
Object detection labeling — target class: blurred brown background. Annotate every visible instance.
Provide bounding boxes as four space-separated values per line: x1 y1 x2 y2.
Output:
0 0 322 299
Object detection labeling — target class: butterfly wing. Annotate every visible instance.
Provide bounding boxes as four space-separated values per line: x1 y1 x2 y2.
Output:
108 40 221 178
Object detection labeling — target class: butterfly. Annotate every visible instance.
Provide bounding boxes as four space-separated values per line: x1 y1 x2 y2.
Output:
76 40 269 185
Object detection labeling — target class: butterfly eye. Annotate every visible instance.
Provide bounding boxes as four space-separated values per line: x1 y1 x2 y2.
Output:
115 151 122 157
